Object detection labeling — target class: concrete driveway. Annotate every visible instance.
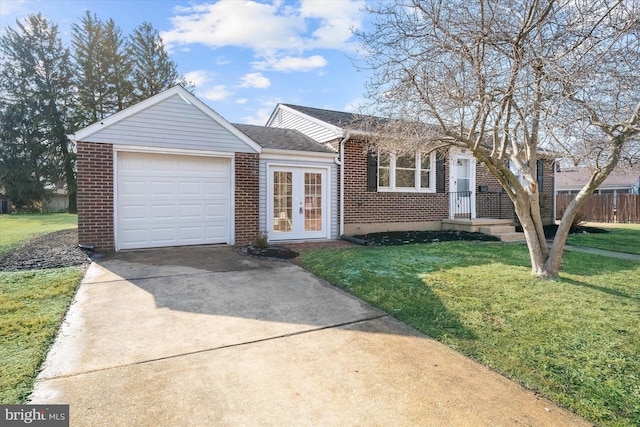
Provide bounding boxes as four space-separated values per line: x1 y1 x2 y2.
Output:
31 245 589 426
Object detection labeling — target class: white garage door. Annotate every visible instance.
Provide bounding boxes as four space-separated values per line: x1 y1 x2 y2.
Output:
116 152 231 250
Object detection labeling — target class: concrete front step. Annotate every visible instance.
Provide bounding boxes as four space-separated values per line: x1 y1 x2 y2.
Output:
441 219 525 242
494 232 526 242
479 225 516 235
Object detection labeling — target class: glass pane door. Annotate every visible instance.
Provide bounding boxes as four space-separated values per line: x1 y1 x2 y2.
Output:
269 167 327 240
304 172 322 232
273 171 292 232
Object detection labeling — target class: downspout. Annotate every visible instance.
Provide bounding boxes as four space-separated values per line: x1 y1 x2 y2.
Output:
335 132 350 237
553 160 557 223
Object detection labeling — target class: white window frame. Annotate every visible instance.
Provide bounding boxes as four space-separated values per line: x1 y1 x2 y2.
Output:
378 151 436 193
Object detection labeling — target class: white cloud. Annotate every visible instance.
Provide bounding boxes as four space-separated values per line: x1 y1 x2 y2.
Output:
300 0 365 50
183 70 214 87
242 97 282 125
239 72 271 89
0 0 27 16
161 0 365 72
199 85 233 101
236 98 248 104
162 1 305 52
253 55 328 72
216 56 231 65
242 107 274 125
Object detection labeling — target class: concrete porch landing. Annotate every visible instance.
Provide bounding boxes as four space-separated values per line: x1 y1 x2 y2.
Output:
442 218 526 242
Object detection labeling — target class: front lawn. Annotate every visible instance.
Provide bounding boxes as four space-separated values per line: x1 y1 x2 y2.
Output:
0 213 83 403
300 242 640 427
0 268 84 403
567 223 640 255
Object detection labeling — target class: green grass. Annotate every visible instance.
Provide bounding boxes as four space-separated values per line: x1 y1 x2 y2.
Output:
567 223 640 255
0 213 78 258
0 268 84 403
300 242 640 427
0 213 82 403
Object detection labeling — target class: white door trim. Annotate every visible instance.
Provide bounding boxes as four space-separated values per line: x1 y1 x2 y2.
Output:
267 164 331 241
449 148 477 219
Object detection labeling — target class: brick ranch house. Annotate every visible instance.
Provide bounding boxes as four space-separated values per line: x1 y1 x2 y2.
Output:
72 86 556 252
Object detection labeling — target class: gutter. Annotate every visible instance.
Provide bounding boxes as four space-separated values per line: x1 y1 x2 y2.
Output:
335 132 350 237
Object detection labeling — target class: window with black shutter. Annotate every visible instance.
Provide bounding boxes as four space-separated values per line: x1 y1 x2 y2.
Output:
436 156 446 193
536 160 544 192
367 151 378 192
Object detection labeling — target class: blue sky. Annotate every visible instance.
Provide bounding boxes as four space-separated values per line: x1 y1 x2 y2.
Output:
0 0 373 124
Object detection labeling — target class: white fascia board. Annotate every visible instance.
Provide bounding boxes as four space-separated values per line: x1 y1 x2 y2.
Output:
260 148 337 163
113 144 235 159
69 85 261 154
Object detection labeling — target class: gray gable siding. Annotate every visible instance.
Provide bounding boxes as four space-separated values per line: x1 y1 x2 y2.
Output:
82 94 256 153
271 108 341 143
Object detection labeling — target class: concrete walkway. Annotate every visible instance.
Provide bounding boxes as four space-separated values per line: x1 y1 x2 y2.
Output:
30 246 589 426
564 245 640 261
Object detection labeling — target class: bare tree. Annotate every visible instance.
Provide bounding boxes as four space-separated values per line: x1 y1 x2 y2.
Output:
357 0 640 278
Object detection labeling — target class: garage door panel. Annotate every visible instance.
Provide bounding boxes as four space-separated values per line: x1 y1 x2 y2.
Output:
120 205 147 221
178 181 202 195
205 182 227 195
150 204 177 219
117 152 231 250
179 204 203 218
120 180 148 196
150 181 176 196
178 226 203 240
206 226 227 239
119 155 146 171
149 158 174 172
205 204 227 217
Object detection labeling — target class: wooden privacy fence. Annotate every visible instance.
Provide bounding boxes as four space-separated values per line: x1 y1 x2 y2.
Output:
556 193 640 223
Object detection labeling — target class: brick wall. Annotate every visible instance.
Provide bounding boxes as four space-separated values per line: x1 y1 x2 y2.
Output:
475 159 556 224
234 152 260 244
343 141 557 230
343 141 449 229
77 141 115 252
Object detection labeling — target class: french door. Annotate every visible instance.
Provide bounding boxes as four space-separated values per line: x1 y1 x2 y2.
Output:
269 166 328 240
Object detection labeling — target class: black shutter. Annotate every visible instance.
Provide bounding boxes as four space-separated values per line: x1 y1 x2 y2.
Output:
367 151 378 192
536 160 544 192
436 156 446 193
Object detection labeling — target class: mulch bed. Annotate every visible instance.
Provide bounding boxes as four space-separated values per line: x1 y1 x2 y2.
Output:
354 230 500 246
0 229 92 271
517 224 609 239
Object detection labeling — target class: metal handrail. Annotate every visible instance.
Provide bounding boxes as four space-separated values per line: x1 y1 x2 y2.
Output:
449 191 514 220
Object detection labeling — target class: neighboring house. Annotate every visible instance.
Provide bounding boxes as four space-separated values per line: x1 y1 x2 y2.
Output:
72 86 556 252
0 192 9 214
557 167 640 196
43 188 69 213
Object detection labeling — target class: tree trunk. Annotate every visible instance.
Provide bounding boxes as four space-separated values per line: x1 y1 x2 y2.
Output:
514 198 558 278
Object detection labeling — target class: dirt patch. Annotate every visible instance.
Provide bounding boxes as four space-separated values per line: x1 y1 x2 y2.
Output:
238 244 300 260
0 229 92 271
354 230 500 246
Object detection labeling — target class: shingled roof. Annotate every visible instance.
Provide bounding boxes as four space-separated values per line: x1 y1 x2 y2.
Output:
233 123 335 153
